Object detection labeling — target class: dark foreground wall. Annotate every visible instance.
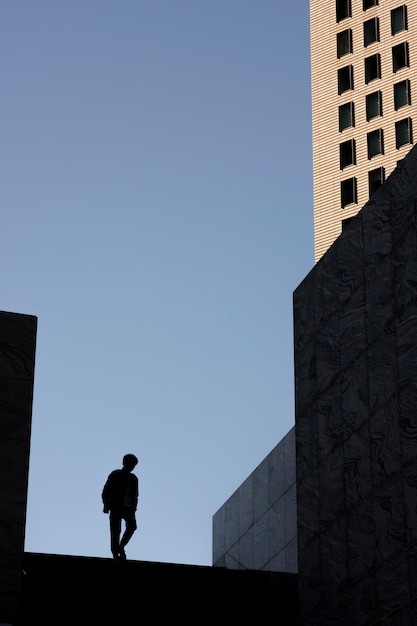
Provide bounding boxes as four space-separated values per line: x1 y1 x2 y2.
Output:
0 312 37 625
20 552 298 625
294 145 417 624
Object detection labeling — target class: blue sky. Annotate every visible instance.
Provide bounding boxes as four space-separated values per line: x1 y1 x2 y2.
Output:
3 1 313 565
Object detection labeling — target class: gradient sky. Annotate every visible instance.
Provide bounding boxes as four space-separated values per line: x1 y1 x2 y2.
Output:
3 1 313 566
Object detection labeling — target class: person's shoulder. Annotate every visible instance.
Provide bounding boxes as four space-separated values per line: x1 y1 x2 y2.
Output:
108 469 122 478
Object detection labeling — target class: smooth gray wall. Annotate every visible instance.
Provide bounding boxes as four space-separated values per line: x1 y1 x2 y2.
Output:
0 312 37 625
294 144 417 624
212 427 297 572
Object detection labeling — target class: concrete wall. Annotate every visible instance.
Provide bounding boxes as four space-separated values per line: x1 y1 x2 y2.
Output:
294 143 417 624
0 312 37 625
212 427 297 573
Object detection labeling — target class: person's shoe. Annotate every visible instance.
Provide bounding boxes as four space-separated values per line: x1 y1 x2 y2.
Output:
119 547 126 560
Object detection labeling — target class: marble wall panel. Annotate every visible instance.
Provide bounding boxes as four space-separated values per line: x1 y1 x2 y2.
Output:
268 498 286 558
398 381 417 465
361 195 392 268
370 397 402 484
393 215 417 311
339 286 366 372
285 484 297 542
318 447 345 528
253 517 271 570
372 478 406 565
296 466 320 548
341 357 369 439
237 527 254 571
367 332 398 414
212 430 297 573
294 338 317 418
402 462 417 545
345 577 379 626
238 474 253 537
364 255 394 345
295 411 318 483
315 315 341 396
253 457 268 521
284 428 296 490
267 442 285 506
375 553 409 619
224 491 239 551
396 301 417 386
316 387 343 460
297 536 321 621
347 500 377 580
343 428 372 509
320 518 348 599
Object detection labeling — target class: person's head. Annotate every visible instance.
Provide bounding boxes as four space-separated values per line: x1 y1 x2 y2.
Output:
122 453 138 472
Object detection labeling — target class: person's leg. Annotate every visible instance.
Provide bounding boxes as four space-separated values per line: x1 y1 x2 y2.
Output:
109 509 122 558
119 508 137 557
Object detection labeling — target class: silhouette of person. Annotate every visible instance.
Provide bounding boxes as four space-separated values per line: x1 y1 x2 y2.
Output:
102 453 139 560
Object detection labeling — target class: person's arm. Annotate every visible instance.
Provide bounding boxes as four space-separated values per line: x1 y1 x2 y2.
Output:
102 474 112 513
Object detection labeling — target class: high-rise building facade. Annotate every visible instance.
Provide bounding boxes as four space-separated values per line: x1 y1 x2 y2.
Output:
311 0 417 262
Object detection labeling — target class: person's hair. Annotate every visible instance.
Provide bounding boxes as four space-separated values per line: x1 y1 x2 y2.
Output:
123 453 138 466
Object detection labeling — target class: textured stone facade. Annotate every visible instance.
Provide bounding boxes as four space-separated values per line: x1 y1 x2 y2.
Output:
295 143 417 623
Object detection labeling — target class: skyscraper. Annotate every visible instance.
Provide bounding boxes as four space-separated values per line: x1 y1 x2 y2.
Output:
311 0 417 262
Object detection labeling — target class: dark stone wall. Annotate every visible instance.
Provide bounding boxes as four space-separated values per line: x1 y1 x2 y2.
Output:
0 312 37 625
294 144 417 624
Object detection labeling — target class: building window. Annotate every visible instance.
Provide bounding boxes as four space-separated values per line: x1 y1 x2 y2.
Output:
337 0 352 22
363 0 378 9
392 42 409 72
364 17 379 46
365 54 381 83
341 177 357 208
337 29 353 58
394 79 411 110
342 216 355 231
340 139 356 169
391 5 408 35
366 91 382 120
338 65 354 94
367 128 384 158
368 167 385 196
395 117 413 148
339 102 355 131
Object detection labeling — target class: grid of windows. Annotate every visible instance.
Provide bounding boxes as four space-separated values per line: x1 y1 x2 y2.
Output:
339 102 355 131
364 18 379 47
394 79 411 110
366 91 382 120
331 1 414 235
